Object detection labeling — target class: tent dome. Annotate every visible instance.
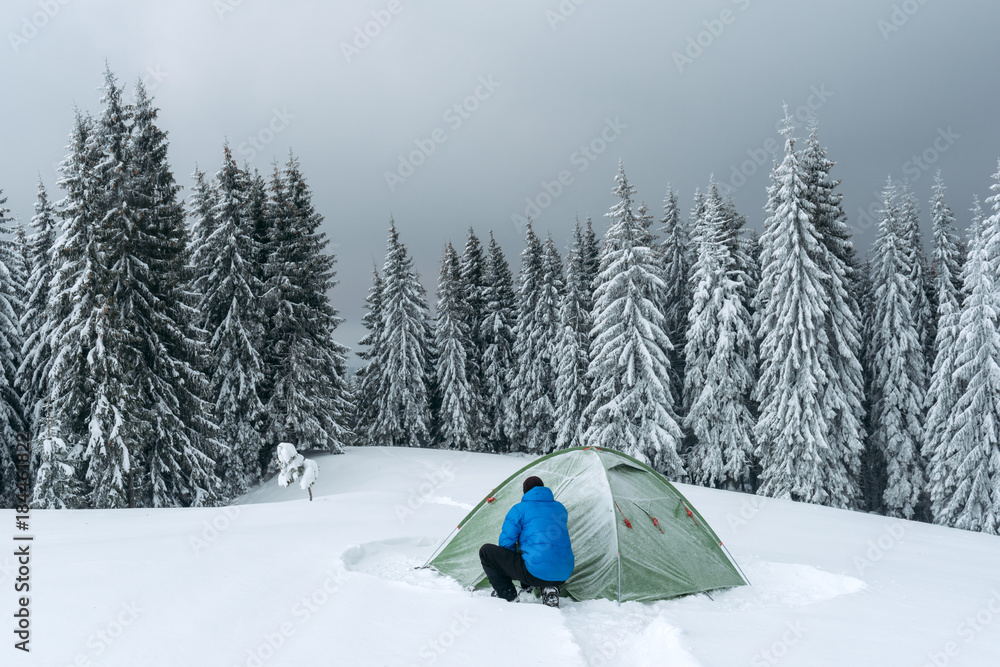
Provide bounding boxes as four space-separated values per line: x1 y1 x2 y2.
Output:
426 446 747 603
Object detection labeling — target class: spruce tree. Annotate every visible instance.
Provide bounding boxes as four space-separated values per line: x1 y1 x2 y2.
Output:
937 172 1000 533
481 233 516 452
434 243 478 450
658 186 692 408
924 176 969 522
46 110 100 507
0 190 25 507
684 185 756 490
129 82 220 507
801 122 866 503
460 229 488 441
554 221 593 450
900 182 936 367
355 264 385 445
199 144 267 496
869 177 927 518
754 116 858 508
260 154 352 458
376 219 433 447
18 179 57 441
585 163 684 476
506 223 559 454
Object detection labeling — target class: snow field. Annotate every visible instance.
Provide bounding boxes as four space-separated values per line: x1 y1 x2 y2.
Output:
7 446 1000 666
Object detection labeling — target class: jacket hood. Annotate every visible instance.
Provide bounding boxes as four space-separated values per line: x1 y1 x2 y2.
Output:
522 486 555 502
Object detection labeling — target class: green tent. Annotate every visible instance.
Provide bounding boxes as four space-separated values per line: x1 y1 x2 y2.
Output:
426 446 748 603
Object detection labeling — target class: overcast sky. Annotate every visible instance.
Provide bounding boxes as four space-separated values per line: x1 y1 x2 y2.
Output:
2 0 999 350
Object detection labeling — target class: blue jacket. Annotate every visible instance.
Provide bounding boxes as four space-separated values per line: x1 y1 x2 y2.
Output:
499 486 575 583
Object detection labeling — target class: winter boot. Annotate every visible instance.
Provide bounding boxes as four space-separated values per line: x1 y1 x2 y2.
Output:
491 588 518 602
542 586 560 608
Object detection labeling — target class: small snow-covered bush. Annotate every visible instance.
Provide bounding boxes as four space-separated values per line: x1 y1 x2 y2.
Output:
275 442 319 501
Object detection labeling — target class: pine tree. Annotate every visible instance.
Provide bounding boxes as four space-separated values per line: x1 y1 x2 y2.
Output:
900 182 936 367
585 162 685 476
581 216 601 292
554 220 593 450
658 186 692 408
260 154 352 459
480 233 516 452
506 223 560 454
46 110 100 507
924 176 970 522
684 184 756 489
128 82 220 507
460 229 488 440
18 179 58 442
199 144 267 496
0 189 26 507
376 219 433 447
937 171 1000 533
434 243 478 450
355 264 385 445
858 257 883 512
754 115 858 508
869 177 927 518
800 122 866 503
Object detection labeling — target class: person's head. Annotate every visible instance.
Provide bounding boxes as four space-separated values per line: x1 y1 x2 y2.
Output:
523 476 544 494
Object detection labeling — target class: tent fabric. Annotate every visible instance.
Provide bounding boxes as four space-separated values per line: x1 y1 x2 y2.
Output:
426 446 747 603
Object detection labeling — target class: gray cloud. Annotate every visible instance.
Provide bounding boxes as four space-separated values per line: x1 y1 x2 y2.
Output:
2 0 998 350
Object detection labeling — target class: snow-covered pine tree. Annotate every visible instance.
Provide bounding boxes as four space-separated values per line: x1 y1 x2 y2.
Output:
506 223 559 454
581 216 601 293
658 186 692 408
127 81 220 507
199 144 267 496
869 177 927 518
480 232 516 452
800 122 866 503
188 167 218 318
936 172 1000 534
434 242 478 450
355 264 385 445
683 184 756 490
376 219 433 447
900 182 936 367
924 176 970 523
554 220 593 450
584 162 685 476
459 228 488 443
858 256 884 512
260 154 352 459
18 179 57 443
754 115 858 508
45 110 100 507
0 190 26 507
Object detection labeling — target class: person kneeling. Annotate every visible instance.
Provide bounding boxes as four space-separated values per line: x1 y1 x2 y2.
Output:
479 476 574 608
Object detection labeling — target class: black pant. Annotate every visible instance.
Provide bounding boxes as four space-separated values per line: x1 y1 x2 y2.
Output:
479 544 564 600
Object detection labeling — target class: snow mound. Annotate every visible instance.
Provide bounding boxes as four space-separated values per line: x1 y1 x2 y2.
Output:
341 537 458 589
699 560 866 611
